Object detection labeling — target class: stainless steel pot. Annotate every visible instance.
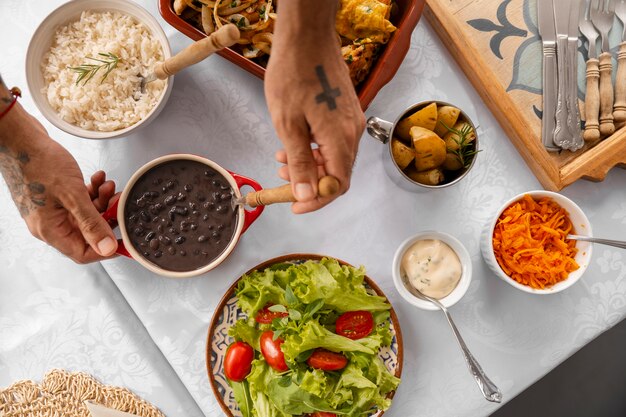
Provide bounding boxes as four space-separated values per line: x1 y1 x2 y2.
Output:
366 100 479 192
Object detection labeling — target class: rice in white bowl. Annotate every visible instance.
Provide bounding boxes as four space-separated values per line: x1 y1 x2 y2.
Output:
42 10 165 132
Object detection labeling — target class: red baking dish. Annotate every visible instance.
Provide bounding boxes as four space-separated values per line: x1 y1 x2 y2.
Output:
158 0 425 110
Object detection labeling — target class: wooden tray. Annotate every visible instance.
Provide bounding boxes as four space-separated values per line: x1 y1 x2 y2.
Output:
424 0 626 190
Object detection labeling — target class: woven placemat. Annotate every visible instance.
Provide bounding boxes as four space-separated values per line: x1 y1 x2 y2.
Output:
0 369 165 417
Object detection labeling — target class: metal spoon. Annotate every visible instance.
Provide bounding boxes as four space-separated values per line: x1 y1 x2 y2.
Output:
139 24 240 94
567 235 626 249
231 176 340 208
402 274 503 403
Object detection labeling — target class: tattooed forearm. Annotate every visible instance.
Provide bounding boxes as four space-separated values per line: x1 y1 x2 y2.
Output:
0 146 46 216
314 65 341 111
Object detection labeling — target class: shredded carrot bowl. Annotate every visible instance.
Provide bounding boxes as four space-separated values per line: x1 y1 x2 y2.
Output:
482 191 592 294
492 194 579 289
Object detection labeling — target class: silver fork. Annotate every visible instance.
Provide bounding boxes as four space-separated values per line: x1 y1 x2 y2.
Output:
591 0 616 136
580 0 602 141
613 0 626 124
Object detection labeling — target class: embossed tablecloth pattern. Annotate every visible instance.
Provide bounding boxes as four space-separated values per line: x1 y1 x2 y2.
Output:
1 1 625 417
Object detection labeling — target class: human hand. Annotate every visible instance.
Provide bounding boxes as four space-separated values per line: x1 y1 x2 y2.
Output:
265 7 365 214
0 108 118 263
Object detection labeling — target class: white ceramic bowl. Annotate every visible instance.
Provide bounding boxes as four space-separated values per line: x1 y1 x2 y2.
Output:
392 231 472 311
25 0 173 140
481 190 593 294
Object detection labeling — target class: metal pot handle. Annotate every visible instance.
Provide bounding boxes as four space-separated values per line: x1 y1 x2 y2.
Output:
366 116 394 144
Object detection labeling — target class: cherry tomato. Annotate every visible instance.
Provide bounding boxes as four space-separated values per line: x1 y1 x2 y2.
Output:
224 341 254 382
310 413 337 417
260 331 288 372
335 310 374 340
306 349 348 371
255 304 289 324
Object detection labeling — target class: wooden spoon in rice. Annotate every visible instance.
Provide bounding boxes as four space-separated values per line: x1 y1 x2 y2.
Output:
139 23 240 93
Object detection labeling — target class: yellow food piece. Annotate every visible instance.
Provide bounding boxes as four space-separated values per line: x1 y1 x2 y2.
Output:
336 0 396 44
410 126 447 172
442 152 463 171
444 122 476 151
395 103 438 142
434 106 461 137
406 167 445 185
391 138 415 170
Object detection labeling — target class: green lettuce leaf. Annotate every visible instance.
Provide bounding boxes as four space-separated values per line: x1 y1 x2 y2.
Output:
228 319 262 351
229 380 253 417
282 320 373 363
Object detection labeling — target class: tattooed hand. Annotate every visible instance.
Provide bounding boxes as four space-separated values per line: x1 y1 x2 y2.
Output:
265 1 365 214
0 91 118 263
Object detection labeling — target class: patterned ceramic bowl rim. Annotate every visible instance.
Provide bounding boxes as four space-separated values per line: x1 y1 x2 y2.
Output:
481 190 593 294
206 253 404 417
25 0 173 140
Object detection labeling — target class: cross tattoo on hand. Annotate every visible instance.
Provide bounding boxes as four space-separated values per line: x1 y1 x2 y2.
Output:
314 65 341 111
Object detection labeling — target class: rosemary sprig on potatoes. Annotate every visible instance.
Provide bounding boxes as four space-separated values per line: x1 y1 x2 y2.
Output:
69 52 120 86
440 121 480 169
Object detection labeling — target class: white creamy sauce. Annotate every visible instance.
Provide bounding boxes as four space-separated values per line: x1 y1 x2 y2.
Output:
400 239 462 299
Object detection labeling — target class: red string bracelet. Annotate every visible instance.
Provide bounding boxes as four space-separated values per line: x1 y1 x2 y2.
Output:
0 87 22 121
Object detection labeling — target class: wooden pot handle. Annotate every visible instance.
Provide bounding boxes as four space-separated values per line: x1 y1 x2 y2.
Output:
598 52 615 138
613 42 626 125
583 58 600 142
244 176 341 208
154 24 240 79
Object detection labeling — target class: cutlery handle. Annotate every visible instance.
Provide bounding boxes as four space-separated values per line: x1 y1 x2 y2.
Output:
566 37 583 150
569 235 626 249
541 41 560 151
442 309 502 403
154 24 240 79
598 52 615 137
244 176 340 207
614 42 626 124
583 58 601 142
555 36 577 149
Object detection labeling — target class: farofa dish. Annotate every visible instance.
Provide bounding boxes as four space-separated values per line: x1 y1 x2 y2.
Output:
492 195 579 289
42 10 166 132
172 0 396 85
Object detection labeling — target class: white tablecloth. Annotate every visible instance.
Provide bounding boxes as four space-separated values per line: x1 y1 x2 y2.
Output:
1 1 625 416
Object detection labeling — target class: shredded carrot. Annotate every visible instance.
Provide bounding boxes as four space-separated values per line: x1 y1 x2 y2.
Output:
492 195 579 289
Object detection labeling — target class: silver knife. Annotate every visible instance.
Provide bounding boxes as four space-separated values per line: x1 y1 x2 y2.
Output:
538 0 561 151
566 0 584 150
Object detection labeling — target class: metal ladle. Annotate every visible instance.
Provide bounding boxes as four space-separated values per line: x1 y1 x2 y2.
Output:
402 274 503 403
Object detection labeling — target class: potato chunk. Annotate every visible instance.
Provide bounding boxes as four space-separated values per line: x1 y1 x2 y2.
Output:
391 138 414 170
406 167 445 185
444 122 476 151
434 106 461 137
395 102 438 142
442 152 463 171
410 126 447 171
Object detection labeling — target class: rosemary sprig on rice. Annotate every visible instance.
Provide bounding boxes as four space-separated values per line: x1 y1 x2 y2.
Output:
69 52 120 86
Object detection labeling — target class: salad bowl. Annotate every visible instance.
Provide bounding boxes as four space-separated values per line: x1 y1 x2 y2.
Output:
206 254 404 417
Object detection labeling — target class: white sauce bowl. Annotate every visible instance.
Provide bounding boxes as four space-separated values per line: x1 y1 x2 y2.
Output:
25 0 173 140
392 231 472 311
